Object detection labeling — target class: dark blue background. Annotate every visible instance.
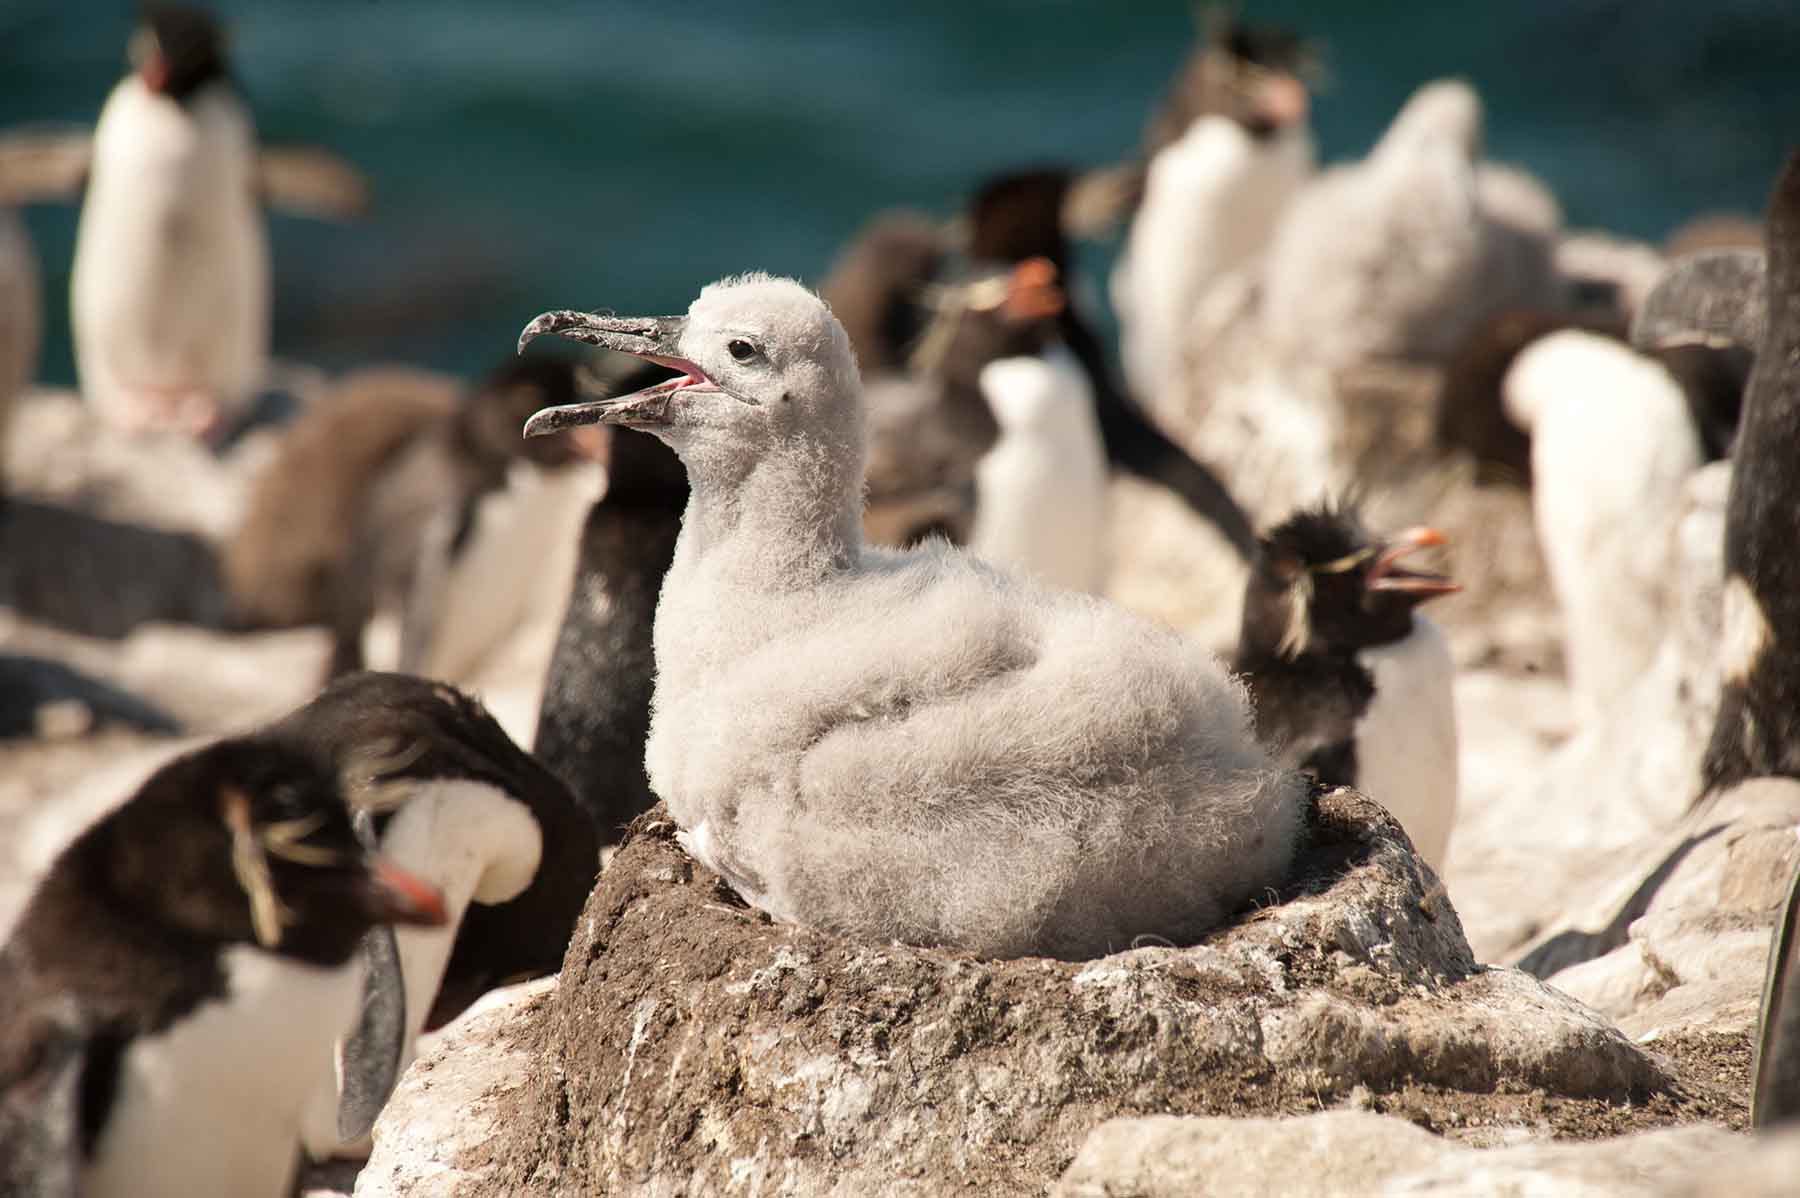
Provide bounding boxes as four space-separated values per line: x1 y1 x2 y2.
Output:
2 1 1792 384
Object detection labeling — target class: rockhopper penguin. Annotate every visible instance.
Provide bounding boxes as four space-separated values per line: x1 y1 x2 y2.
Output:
1234 503 1461 873
0 732 446 1198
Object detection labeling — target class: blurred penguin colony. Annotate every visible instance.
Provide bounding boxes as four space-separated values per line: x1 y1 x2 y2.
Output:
1 4 1799 1196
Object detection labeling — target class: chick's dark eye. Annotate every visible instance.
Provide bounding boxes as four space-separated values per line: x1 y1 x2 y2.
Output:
727 338 757 363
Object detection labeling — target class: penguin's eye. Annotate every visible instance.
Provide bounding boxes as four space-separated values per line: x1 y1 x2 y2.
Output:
727 339 758 363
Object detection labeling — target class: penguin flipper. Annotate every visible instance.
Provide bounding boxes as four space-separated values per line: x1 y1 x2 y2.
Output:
1752 854 1800 1127
1630 248 1767 353
335 809 409 1142
336 924 408 1143
0 126 92 206
257 146 372 221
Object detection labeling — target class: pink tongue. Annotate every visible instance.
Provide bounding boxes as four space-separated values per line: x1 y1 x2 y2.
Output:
645 354 710 386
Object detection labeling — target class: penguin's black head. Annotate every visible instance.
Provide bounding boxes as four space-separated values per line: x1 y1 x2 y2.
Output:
966 168 1075 275
270 673 579 826
460 356 608 471
132 4 229 102
1241 502 1460 661
1149 12 1314 149
96 737 447 967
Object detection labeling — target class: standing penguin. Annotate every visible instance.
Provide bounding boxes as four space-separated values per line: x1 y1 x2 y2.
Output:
1630 154 1797 797
822 168 1257 560
532 361 691 843
965 280 1111 593
67 5 367 439
1113 14 1316 405
0 733 446 1198
71 5 266 437
1234 503 1462 872
327 358 603 688
268 672 598 1159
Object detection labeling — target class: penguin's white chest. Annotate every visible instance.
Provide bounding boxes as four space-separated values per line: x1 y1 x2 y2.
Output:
1115 116 1313 399
71 78 269 427
1352 615 1459 873
412 460 604 742
969 348 1110 593
83 947 363 1198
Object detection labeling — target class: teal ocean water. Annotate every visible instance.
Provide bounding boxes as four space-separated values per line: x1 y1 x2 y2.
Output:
1 1 1793 385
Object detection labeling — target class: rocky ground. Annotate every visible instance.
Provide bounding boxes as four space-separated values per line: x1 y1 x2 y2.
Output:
2 383 1793 1195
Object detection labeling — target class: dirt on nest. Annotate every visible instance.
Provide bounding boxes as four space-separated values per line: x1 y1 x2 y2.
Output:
464 789 1740 1196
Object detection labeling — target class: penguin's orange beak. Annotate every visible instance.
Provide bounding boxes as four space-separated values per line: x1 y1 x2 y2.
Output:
1367 527 1460 597
362 858 449 927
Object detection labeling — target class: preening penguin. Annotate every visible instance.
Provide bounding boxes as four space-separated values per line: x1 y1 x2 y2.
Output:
268 672 598 1159
518 274 1305 961
0 732 446 1198
1234 503 1461 873
67 4 368 439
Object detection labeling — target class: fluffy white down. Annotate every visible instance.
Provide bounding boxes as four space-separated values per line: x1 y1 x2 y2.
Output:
1259 79 1484 369
641 275 1306 961
299 779 541 1160
1504 329 1703 724
71 77 268 432
969 347 1110 594
1353 615 1459 873
1115 115 1313 402
85 947 362 1198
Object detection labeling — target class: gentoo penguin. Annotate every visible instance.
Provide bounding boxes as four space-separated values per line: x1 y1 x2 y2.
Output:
324 359 602 691
267 671 597 1158
517 274 1306 961
821 169 1258 559
1114 15 1315 405
68 5 368 439
1754 856 1800 1126
1630 155 1800 798
532 359 691 843
226 367 461 632
0 732 447 1198
1233 503 1461 873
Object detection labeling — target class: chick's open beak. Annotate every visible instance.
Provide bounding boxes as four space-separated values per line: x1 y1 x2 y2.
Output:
1367 526 1461 597
517 311 705 435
